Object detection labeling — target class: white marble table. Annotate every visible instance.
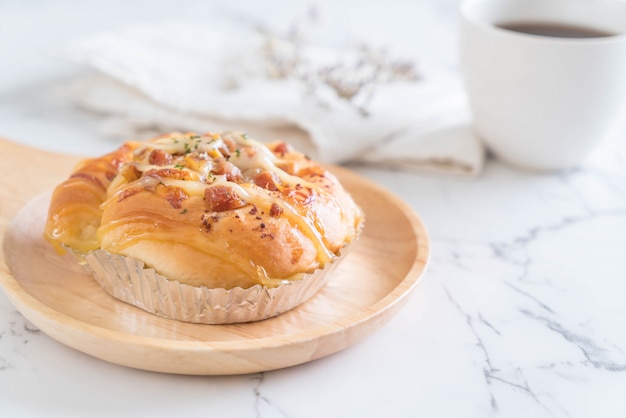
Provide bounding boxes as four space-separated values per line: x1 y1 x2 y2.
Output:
1 1 626 417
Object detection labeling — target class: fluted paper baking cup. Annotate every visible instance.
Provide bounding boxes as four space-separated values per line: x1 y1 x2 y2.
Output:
81 246 351 324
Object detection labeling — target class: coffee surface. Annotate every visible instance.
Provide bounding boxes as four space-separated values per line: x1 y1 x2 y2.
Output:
498 22 616 38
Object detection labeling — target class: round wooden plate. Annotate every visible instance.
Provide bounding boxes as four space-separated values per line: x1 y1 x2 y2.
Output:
0 139 429 375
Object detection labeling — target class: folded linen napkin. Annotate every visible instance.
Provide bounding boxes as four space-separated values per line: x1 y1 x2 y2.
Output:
65 23 484 176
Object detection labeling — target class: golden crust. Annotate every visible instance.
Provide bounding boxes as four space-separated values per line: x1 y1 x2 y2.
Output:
44 142 140 253
45 132 363 289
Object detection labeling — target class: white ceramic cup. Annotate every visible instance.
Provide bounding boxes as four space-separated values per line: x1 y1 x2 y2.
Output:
460 0 626 171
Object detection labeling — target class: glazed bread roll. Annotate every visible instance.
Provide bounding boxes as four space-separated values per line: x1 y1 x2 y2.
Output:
45 132 363 290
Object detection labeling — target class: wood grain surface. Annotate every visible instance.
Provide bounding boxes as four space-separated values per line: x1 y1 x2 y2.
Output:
0 137 430 375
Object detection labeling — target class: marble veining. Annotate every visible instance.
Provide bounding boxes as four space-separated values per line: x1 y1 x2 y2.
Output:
0 310 42 372
253 373 292 418
425 193 626 416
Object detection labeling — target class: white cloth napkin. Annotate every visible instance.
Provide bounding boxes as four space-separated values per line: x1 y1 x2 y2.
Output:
65 23 484 176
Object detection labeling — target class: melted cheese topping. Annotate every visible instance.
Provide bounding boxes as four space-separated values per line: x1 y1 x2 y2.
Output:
45 131 363 285
113 133 336 261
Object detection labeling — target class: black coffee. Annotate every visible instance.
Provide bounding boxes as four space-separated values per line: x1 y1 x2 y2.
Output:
497 22 616 38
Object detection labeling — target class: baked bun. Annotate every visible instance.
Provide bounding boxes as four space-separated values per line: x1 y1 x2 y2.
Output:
45 132 363 300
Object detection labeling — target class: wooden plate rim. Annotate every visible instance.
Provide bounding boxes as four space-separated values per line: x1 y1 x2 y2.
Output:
0 140 430 372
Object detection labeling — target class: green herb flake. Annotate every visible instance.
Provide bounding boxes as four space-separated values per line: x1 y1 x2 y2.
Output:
180 208 188 214
174 163 185 169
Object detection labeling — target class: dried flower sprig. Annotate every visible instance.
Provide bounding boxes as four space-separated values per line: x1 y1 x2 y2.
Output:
223 7 420 117
315 43 419 116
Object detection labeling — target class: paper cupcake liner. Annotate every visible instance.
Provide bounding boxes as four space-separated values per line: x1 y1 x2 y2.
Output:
81 246 351 324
